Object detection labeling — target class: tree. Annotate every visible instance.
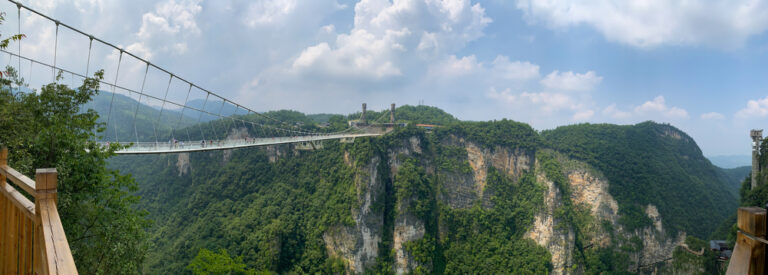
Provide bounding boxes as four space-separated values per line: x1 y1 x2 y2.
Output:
0 65 150 275
188 248 257 275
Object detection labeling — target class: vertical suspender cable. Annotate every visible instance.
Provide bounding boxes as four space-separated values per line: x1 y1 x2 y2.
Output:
174 83 194 143
155 74 173 145
15 4 20 95
132 63 150 145
85 37 93 77
52 22 58 82
105 51 123 142
215 99 226 140
197 92 210 143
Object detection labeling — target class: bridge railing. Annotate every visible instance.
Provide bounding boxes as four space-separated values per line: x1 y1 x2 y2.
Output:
726 207 766 275
0 147 78 274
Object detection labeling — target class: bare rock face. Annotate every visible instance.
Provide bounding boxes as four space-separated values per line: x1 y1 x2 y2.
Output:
525 162 575 275
568 170 619 225
393 212 425 274
176 153 191 176
323 157 384 273
526 154 686 274
463 142 533 207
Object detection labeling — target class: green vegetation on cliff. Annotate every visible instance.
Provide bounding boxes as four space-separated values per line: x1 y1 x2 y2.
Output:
542 122 737 237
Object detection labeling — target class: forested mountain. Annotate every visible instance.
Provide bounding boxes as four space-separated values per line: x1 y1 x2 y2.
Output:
541 122 737 238
107 105 736 274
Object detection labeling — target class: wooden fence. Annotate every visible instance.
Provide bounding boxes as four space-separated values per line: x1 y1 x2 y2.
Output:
727 207 766 275
0 147 78 274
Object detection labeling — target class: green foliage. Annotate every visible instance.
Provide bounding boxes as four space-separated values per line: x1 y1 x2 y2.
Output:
188 248 255 275
435 119 541 150
111 140 366 274
0 70 150 274
542 122 737 238
438 168 551 273
392 105 458 125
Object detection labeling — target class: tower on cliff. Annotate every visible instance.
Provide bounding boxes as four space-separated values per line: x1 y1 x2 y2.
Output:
751 129 763 189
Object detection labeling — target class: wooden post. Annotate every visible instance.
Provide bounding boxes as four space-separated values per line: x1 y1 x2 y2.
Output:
727 207 767 275
0 147 6 274
35 168 57 275
35 168 58 205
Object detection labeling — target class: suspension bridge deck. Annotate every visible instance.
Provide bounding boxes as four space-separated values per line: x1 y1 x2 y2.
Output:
105 133 382 155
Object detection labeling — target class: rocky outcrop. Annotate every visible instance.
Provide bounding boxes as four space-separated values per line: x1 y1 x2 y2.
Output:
393 211 425 274
526 154 685 274
176 153 191 176
525 162 575 274
465 142 532 203
323 157 384 273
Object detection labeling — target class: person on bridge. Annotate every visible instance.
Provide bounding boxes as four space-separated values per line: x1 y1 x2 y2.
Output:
201 140 205 148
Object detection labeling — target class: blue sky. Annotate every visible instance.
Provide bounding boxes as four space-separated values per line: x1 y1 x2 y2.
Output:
3 0 768 157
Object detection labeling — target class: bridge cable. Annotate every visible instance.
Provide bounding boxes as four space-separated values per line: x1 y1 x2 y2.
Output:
197 92 210 143
132 63 150 145
105 51 123 142
173 83 194 144
85 37 93 76
215 98 227 141
155 74 173 146
52 21 58 83
16 3 20 94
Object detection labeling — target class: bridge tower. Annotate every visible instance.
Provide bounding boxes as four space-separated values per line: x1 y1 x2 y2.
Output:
751 129 763 189
362 103 367 125
390 103 395 123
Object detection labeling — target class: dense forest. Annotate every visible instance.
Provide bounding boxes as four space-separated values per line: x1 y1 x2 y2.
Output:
104 104 739 273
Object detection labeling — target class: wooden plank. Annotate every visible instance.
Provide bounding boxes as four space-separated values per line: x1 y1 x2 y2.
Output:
34 220 46 275
19 217 29 275
40 199 78 274
0 182 35 220
24 217 33 275
739 207 766 236
0 165 36 197
728 235 751 275
1 192 7 273
9 205 18 274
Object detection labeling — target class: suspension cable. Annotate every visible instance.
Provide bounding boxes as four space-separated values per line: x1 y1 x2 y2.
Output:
132 63 150 144
105 51 123 142
52 21 58 82
155 74 173 145
85 37 93 76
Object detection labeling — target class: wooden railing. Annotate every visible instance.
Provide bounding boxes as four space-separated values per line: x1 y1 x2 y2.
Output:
0 147 78 274
726 207 766 275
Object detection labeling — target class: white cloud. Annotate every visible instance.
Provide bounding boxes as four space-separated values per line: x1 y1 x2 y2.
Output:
242 0 297 26
516 0 768 48
736 96 768 118
634 96 689 119
701 112 725 120
430 55 482 77
573 109 594 121
540 70 602 91
491 56 539 81
285 0 492 80
134 0 202 57
602 104 632 120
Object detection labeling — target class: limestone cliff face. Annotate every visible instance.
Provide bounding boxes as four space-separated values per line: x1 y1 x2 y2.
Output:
323 157 384 273
525 161 575 274
439 136 534 209
390 136 428 274
176 153 191 176
525 156 685 274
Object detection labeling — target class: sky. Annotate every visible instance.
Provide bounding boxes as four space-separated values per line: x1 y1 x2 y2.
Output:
1 0 768 158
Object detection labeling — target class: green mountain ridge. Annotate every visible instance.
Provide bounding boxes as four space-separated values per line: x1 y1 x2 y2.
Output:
107 106 734 273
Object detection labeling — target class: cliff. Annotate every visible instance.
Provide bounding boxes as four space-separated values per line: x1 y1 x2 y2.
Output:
109 120 734 274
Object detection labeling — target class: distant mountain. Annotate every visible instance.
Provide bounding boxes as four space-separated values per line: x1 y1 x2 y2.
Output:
87 91 198 142
186 98 247 122
708 154 751 168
